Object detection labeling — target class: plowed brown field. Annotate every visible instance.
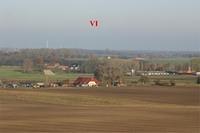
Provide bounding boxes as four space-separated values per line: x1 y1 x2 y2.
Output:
0 86 199 132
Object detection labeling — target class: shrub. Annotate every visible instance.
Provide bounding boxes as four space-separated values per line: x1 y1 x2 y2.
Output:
197 76 200 84
170 80 176 86
139 76 149 84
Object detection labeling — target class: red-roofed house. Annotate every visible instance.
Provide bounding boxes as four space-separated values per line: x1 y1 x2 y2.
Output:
73 77 99 87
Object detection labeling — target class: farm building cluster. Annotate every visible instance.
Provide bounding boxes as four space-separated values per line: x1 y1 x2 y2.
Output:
0 76 100 89
1 62 200 88
45 63 80 72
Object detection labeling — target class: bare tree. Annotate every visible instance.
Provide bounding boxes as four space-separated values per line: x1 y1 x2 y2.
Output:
23 58 33 72
35 56 44 71
94 60 124 86
191 58 200 71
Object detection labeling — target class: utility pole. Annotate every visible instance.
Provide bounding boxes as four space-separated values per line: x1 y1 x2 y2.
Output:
46 40 49 49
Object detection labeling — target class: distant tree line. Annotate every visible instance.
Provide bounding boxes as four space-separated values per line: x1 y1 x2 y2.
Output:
0 49 200 74
0 49 91 66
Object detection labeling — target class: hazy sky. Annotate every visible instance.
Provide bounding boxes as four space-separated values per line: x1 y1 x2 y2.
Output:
0 0 199 51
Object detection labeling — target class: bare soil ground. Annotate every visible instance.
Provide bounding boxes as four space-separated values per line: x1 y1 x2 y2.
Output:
0 86 199 133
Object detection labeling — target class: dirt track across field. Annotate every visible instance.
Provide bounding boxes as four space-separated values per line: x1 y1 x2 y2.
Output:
0 86 199 132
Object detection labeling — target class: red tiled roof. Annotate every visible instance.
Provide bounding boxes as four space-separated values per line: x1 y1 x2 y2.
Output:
73 77 99 86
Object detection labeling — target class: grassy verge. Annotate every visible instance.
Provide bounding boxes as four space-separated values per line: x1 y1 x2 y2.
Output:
0 67 92 81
